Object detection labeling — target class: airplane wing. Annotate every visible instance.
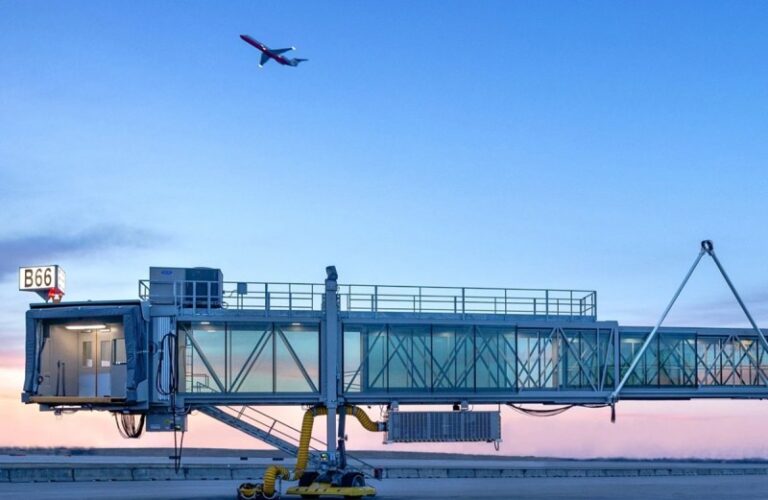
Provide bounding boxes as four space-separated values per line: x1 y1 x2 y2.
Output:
259 53 270 66
271 48 293 55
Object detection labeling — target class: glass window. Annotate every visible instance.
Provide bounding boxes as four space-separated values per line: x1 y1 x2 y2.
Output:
100 340 111 367
82 341 93 368
113 339 127 365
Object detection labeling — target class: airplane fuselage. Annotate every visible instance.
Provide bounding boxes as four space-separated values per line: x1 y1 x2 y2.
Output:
240 34 295 66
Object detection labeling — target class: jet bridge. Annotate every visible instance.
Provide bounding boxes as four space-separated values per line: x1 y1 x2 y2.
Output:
20 242 768 499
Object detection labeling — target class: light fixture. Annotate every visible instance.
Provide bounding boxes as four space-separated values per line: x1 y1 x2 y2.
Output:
291 322 301 327
65 324 106 331
200 321 211 325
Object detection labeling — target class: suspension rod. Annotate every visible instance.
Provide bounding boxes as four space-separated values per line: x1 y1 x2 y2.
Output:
610 246 706 401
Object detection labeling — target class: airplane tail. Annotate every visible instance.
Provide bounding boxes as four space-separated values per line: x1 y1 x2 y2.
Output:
292 58 308 65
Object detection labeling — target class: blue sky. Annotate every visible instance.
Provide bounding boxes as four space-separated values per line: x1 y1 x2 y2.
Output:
1 1 768 352
3 0 768 457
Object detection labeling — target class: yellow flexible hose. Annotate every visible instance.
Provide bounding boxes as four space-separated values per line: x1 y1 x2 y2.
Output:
261 465 290 497
350 406 381 432
294 405 385 479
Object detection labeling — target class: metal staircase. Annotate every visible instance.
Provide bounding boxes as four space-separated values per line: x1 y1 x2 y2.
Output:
197 405 377 475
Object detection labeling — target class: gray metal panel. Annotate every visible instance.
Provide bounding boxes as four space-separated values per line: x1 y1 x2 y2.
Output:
153 317 172 402
386 411 501 443
148 268 186 305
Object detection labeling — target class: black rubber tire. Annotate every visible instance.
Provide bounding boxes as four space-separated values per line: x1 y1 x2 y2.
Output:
298 471 319 487
340 472 365 488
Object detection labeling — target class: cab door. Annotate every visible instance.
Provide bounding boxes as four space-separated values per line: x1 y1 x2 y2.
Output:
78 331 96 396
97 337 112 397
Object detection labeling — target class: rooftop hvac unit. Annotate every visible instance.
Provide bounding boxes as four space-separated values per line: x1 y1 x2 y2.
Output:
149 267 223 308
385 410 501 443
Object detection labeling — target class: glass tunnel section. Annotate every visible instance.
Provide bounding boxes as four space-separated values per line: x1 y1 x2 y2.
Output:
341 323 768 398
342 324 617 395
178 321 320 395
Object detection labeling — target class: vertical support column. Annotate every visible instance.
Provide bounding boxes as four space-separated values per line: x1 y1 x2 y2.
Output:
613 326 620 392
323 266 340 458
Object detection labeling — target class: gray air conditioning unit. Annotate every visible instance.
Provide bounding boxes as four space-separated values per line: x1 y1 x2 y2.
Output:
385 410 501 443
149 267 224 308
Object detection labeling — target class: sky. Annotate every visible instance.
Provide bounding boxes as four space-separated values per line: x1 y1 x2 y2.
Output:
1 1 768 458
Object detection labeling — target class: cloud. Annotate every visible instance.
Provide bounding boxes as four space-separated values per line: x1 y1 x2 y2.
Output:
673 289 768 326
0 226 161 280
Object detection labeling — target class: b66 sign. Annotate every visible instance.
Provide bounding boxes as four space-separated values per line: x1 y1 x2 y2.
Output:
19 265 66 293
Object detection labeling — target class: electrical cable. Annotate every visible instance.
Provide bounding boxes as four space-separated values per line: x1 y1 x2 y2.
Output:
114 413 146 438
507 404 575 417
156 332 177 396
506 402 612 417
159 330 188 473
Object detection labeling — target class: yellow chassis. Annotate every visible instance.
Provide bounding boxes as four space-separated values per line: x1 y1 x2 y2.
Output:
286 483 376 498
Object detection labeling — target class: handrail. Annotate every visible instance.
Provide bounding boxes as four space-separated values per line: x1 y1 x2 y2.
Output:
138 279 597 318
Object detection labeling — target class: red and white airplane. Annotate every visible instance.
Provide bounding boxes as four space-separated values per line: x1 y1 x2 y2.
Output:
240 35 307 67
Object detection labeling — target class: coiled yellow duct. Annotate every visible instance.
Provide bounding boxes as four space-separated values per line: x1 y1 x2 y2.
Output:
261 465 290 497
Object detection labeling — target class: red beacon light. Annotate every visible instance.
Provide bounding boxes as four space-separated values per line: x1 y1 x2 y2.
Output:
47 287 64 304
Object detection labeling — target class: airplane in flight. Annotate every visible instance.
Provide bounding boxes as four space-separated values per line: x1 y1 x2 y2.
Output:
240 34 307 67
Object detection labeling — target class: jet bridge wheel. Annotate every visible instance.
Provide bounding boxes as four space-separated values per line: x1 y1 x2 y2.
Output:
340 472 365 488
298 471 319 487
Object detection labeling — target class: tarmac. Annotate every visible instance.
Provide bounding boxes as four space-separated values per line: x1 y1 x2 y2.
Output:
2 453 768 498
2 476 768 499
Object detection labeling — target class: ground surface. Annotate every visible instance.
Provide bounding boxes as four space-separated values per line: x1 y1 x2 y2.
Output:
2 476 768 499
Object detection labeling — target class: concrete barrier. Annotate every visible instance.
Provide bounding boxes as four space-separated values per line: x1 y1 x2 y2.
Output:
9 467 73 483
231 467 265 480
74 467 133 481
185 467 232 480
2 461 768 483
131 467 185 481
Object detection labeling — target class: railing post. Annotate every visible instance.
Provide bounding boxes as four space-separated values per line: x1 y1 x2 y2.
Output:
289 283 293 312
265 283 270 312
594 291 598 318
461 288 466 317
545 290 549 319
374 285 378 314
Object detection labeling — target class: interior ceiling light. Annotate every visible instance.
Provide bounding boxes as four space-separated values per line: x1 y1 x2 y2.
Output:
65 324 106 331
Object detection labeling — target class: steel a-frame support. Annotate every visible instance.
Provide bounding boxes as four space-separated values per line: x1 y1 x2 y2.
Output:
611 240 768 402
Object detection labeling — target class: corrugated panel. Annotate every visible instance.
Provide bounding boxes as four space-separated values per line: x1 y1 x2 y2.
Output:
386 411 501 443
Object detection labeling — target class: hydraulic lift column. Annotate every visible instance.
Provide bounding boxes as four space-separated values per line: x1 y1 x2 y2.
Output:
323 266 340 461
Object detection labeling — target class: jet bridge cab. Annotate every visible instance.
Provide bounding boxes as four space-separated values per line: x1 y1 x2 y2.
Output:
22 301 148 409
